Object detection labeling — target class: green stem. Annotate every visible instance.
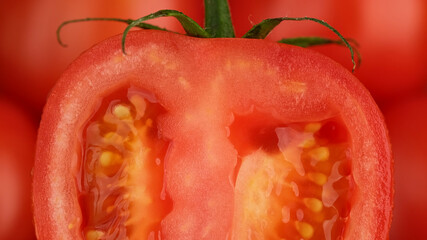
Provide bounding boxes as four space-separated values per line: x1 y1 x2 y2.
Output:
204 0 235 38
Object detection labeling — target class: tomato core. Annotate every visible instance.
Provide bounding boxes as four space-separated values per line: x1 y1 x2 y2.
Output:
78 88 352 239
79 89 172 239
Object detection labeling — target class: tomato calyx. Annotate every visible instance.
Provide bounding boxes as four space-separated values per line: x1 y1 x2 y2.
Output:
56 0 358 71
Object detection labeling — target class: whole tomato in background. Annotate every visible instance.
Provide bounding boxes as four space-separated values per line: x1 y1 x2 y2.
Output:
383 92 427 239
0 0 203 116
0 97 37 239
228 0 427 105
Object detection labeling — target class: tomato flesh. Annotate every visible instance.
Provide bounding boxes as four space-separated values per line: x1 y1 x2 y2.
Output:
80 89 172 239
230 113 351 239
78 88 351 239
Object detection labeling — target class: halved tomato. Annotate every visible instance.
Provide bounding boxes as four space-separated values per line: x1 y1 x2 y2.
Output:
33 30 392 239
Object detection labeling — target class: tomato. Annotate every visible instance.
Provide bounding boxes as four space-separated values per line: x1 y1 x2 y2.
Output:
383 92 427 239
227 0 427 104
0 97 37 239
0 0 202 114
33 30 392 239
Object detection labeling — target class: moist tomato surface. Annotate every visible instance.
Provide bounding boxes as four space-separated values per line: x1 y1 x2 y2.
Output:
33 30 392 239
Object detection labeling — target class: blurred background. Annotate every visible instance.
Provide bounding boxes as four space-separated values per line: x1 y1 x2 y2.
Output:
0 0 425 239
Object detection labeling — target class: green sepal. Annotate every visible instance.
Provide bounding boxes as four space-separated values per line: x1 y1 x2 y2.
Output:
279 37 361 69
57 17 170 47
243 17 356 71
278 37 343 47
122 10 209 53
204 0 235 38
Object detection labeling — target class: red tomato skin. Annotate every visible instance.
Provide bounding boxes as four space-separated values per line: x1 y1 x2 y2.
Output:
384 93 427 239
228 0 427 104
0 98 37 240
33 30 392 239
0 0 203 114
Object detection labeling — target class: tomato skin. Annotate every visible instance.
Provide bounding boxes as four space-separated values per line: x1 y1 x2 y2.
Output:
383 92 427 239
33 30 392 239
0 0 202 114
0 98 37 240
228 0 427 103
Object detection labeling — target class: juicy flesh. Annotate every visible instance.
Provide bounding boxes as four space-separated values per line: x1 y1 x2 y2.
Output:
78 89 352 240
229 112 351 239
79 90 172 239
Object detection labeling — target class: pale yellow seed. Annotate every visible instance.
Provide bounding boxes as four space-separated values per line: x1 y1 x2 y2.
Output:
295 221 314 239
299 138 316 148
104 132 115 139
305 123 322 133
104 132 123 144
303 198 323 213
308 147 330 162
307 172 328 186
99 151 119 167
112 104 131 119
86 230 105 240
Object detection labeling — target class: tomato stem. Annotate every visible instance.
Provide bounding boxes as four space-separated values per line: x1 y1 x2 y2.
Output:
204 0 235 38
278 37 361 69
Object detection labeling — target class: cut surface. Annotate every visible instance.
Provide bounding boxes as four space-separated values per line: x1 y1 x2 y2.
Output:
78 89 352 240
79 89 172 239
229 112 352 239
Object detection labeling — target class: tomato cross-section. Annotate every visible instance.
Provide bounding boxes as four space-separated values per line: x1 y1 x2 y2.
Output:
33 30 392 240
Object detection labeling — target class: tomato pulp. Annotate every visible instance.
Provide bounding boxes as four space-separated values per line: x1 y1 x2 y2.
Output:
33 30 392 239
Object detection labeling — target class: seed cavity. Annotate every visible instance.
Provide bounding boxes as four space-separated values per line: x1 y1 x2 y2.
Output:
229 112 351 239
79 89 171 239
